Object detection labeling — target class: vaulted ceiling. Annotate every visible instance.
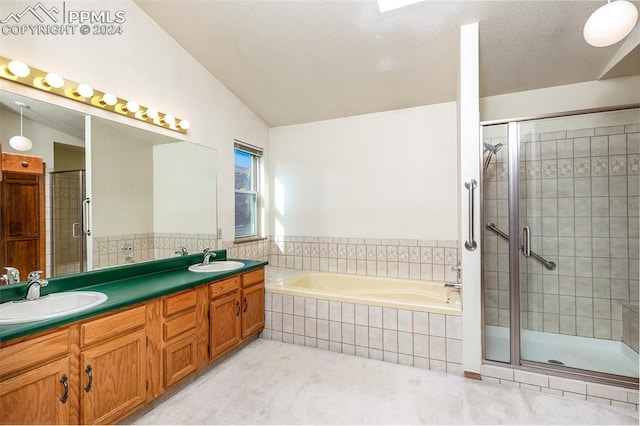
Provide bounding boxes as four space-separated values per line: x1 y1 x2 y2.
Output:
135 0 640 127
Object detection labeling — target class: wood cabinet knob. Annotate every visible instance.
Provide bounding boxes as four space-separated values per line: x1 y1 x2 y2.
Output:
21 161 28 168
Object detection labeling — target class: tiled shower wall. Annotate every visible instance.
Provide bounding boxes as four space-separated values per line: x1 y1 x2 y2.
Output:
483 122 640 342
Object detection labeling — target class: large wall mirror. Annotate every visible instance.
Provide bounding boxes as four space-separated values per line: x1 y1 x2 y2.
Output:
0 90 217 282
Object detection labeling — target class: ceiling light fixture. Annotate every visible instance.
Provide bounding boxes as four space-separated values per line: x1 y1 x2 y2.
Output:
9 101 33 152
584 0 639 47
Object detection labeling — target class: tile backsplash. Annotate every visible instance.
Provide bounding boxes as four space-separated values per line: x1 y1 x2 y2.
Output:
226 236 460 283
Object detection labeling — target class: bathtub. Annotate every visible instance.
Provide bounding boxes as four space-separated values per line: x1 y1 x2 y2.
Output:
266 271 461 315
263 270 464 374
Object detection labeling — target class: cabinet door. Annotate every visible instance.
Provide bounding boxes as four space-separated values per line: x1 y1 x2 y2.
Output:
80 328 146 425
0 357 73 425
210 292 241 359
241 284 265 338
164 335 197 388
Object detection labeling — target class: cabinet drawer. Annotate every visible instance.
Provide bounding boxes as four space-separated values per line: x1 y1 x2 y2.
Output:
0 328 71 377
210 276 240 299
80 305 146 348
1 153 43 175
163 289 197 318
242 268 264 288
164 311 197 341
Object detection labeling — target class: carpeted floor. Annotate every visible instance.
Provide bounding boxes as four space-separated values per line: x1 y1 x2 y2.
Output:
130 338 638 425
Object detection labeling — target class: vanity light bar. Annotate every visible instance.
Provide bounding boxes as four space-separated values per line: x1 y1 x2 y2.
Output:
0 57 189 134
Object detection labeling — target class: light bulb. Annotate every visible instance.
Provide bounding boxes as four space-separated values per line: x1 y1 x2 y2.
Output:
144 108 158 119
584 0 639 47
7 60 30 78
178 119 191 130
162 114 175 125
75 84 94 98
9 135 33 151
44 73 64 88
101 93 118 106
124 100 139 113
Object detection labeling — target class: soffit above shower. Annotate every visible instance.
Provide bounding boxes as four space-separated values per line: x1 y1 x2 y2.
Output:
134 0 640 127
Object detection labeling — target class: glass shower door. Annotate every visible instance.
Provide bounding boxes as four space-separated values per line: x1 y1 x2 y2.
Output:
517 109 639 379
51 170 87 276
482 123 512 363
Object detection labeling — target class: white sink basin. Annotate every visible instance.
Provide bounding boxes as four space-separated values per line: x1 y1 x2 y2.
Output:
0 291 108 325
188 261 245 273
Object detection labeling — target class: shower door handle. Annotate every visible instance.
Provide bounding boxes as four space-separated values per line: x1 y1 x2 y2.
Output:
72 222 81 239
464 179 478 251
82 197 92 236
522 226 531 258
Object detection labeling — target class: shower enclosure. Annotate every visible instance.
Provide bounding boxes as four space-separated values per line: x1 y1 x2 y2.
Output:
51 170 87 276
481 105 639 387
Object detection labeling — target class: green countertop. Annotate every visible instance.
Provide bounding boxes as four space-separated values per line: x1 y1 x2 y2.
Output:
0 251 267 342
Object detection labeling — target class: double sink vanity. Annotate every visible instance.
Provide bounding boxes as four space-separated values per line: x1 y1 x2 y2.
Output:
0 250 267 424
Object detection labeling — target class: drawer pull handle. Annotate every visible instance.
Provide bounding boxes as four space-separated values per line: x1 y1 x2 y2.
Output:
21 161 28 168
60 374 69 403
243 297 248 313
84 365 93 392
236 300 240 317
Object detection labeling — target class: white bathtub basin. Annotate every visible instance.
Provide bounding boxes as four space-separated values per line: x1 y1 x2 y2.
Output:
0 291 108 324
188 261 245 273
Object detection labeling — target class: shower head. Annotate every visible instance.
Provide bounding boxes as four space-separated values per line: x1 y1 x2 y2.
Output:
483 142 504 154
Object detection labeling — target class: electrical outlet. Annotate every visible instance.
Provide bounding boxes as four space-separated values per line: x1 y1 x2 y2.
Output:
121 242 133 255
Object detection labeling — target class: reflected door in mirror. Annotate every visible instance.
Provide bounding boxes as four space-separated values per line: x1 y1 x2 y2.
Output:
0 151 46 279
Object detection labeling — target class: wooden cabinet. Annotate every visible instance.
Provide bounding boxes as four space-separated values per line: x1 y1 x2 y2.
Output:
209 277 241 359
0 152 46 277
0 327 79 425
0 266 265 425
209 269 265 359
161 289 199 388
79 306 147 425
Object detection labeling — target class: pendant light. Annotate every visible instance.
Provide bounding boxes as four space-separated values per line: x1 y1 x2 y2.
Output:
9 101 33 152
584 0 639 47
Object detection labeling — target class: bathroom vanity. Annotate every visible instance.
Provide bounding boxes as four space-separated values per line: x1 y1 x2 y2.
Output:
0 251 266 424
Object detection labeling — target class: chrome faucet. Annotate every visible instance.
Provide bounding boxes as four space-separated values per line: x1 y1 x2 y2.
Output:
25 270 48 301
444 264 462 290
175 246 189 256
1 267 20 285
202 248 216 265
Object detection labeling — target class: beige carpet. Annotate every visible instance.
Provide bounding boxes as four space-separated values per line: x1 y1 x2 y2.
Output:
131 338 638 425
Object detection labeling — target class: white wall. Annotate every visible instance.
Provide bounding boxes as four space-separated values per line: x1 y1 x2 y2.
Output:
481 75 640 122
0 0 270 242
269 102 458 241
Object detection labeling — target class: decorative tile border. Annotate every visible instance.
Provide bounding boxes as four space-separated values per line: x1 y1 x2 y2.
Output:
481 364 639 410
263 235 459 283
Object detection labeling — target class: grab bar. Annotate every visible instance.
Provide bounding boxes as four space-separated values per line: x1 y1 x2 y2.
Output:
464 179 478 251
485 223 556 271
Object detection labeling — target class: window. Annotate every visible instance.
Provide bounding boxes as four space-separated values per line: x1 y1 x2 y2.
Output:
234 141 262 240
